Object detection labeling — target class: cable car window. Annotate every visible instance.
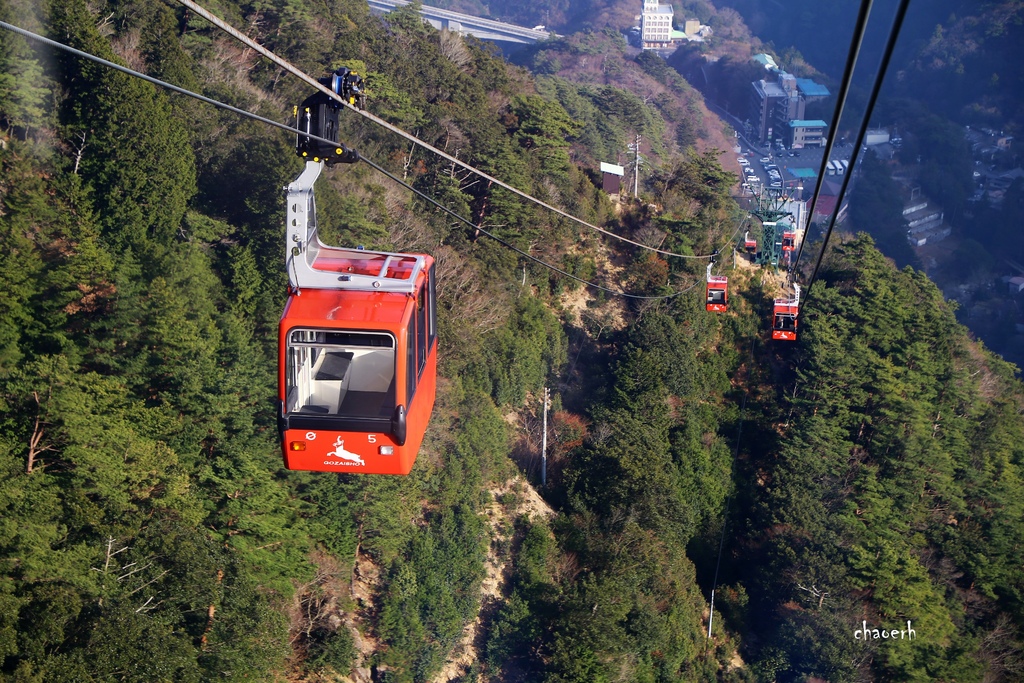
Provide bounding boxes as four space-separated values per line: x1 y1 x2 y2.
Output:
707 289 726 304
406 316 417 402
416 289 427 377
774 314 796 331
286 328 396 420
428 263 437 347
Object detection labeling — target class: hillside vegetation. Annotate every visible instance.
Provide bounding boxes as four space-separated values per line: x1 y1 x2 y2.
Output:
1 0 1023 682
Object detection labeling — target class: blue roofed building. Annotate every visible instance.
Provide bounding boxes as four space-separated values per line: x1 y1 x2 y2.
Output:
795 78 830 102
788 119 828 148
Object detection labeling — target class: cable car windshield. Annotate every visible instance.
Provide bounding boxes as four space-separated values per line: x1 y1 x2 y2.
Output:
286 329 396 420
774 313 797 331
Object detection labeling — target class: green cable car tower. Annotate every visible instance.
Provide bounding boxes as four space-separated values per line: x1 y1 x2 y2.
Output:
752 188 794 270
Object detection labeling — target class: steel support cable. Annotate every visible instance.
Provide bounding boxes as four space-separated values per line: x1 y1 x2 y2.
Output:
0 21 338 153
789 0 875 279
802 0 913 311
0 21 697 301
360 156 702 300
175 0 714 261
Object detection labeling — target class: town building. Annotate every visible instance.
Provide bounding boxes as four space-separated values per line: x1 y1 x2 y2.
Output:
904 198 949 246
751 79 788 143
640 0 673 48
788 120 827 148
750 61 830 145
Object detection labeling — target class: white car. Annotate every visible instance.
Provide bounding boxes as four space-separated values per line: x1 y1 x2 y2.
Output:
760 157 771 164
738 157 750 166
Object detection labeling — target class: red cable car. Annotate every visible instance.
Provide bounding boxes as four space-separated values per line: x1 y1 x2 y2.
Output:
744 231 757 253
705 262 728 312
782 230 795 252
706 276 728 312
771 283 801 341
278 161 437 474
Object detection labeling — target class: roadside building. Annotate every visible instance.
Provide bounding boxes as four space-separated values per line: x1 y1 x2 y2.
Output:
751 79 788 144
795 78 830 103
788 120 827 148
752 53 779 72
751 69 830 145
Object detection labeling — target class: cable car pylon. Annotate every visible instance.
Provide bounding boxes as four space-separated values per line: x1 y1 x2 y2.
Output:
746 187 803 341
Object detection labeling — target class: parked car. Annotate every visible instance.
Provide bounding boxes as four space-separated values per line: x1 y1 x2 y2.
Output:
738 157 749 166
760 157 771 164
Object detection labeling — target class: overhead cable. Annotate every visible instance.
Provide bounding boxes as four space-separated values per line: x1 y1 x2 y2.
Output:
360 155 702 300
175 0 714 261
789 0 875 278
802 0 913 307
0 21 694 300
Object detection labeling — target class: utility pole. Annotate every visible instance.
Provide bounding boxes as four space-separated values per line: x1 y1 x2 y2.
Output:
633 133 642 196
541 387 550 487
627 134 642 198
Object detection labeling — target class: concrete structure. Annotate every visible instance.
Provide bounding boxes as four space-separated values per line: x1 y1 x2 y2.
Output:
904 199 949 246
751 79 787 143
367 0 555 45
671 21 711 42
641 0 674 47
865 129 890 146
788 119 827 148
773 74 805 129
751 74 830 146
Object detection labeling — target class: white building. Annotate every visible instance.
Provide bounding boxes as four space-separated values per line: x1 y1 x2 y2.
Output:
641 0 673 48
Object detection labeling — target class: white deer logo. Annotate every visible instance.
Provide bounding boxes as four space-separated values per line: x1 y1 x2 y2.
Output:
327 437 365 466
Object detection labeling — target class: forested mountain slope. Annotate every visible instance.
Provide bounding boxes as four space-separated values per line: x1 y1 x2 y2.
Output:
728 236 1024 681
1 0 1023 681
0 0 736 680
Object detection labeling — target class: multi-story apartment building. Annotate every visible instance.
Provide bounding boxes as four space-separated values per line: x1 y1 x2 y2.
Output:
751 67 830 145
641 0 673 48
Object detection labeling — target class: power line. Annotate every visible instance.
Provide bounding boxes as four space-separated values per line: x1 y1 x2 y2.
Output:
0 21 696 301
789 0 876 279
802 0 913 307
175 0 715 262
361 156 702 300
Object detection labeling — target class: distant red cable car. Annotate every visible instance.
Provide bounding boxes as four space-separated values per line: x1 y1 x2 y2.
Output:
771 283 801 341
782 230 795 252
705 262 728 312
744 231 757 253
278 161 437 474
706 276 728 312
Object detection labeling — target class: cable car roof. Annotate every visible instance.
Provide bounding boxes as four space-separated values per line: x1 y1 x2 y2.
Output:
283 287 412 327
